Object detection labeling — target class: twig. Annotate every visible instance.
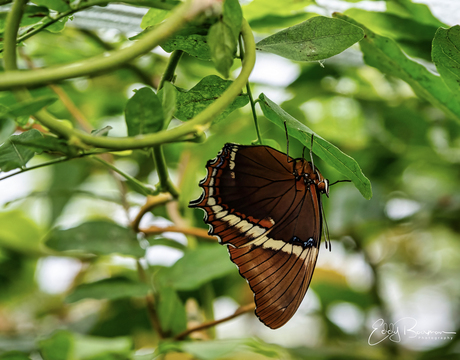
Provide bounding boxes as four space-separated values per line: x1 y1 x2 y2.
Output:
131 194 173 232
140 225 216 241
174 303 254 340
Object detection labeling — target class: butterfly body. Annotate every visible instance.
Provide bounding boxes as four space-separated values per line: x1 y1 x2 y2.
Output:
190 143 329 329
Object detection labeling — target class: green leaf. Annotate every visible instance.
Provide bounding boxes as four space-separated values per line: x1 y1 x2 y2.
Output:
432 26 460 93
0 129 43 172
140 8 170 29
161 81 176 125
45 15 70 33
258 93 372 200
0 96 57 119
208 21 236 78
0 118 16 144
45 220 144 257
161 34 211 60
0 211 43 254
48 160 91 225
31 0 70 12
157 245 235 290
255 16 364 61
223 0 242 40
157 287 187 335
65 277 150 303
334 13 460 122
343 9 438 42
386 0 445 27
21 6 49 27
125 87 164 136
173 75 249 123
38 330 74 360
13 135 72 155
73 335 132 360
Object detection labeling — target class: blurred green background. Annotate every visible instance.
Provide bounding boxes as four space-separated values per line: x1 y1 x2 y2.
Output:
0 0 459 359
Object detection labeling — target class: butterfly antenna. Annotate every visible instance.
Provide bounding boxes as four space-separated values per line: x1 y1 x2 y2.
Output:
329 179 352 186
310 133 315 172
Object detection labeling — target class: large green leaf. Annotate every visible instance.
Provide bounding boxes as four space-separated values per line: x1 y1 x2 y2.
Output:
173 75 249 123
258 93 372 200
38 331 73 360
335 13 460 123
157 245 235 291
255 16 364 61
223 0 243 40
157 287 187 335
385 0 445 27
208 21 236 78
432 26 460 93
343 9 438 42
65 277 150 303
125 87 164 136
0 119 15 144
0 129 43 172
0 211 43 254
45 220 144 257
47 160 91 225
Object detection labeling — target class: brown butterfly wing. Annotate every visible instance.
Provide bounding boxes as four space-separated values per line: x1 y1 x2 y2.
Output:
190 143 323 329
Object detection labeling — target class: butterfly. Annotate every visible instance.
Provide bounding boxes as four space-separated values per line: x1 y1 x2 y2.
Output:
189 138 345 329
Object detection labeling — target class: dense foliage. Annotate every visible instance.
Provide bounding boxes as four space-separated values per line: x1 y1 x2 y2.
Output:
0 0 459 359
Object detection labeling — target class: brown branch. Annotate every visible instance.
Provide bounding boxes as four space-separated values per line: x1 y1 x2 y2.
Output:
140 225 217 241
174 303 255 340
131 193 174 232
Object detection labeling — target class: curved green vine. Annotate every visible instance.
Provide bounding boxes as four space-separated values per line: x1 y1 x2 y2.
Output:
0 0 193 90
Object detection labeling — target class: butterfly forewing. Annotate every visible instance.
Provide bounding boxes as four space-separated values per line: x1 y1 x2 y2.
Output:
190 143 324 329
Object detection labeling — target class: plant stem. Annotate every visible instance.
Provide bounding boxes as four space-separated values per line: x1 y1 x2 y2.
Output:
0 0 196 90
152 146 179 198
174 303 254 340
238 35 262 145
158 50 183 90
140 225 216 241
3 0 27 71
131 194 173 232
